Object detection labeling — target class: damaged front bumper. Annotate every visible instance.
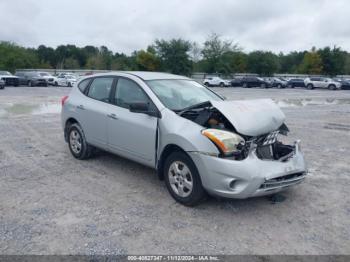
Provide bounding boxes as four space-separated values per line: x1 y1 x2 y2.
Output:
189 140 307 199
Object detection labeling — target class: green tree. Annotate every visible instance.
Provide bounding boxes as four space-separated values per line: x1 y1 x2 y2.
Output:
64 57 80 69
136 50 160 71
0 42 39 72
154 39 192 75
201 33 240 73
298 48 323 74
317 46 346 76
247 51 279 76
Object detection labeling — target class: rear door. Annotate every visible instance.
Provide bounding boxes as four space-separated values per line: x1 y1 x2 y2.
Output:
106 77 158 166
78 77 115 148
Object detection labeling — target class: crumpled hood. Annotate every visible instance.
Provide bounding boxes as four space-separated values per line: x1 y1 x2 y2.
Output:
211 99 285 136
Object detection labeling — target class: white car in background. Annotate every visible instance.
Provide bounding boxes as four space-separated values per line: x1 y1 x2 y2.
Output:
203 76 231 87
57 74 78 87
38 72 58 86
304 77 341 90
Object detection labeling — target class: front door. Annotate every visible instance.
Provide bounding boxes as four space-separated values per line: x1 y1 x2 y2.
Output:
106 77 158 166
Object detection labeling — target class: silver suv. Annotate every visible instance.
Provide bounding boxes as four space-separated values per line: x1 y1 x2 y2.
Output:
304 77 341 90
61 72 307 206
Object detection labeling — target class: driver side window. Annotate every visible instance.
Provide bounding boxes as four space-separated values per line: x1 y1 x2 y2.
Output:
114 78 150 109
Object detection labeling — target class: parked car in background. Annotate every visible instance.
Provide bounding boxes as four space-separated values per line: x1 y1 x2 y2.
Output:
270 77 287 88
230 77 243 87
333 78 350 90
38 72 58 86
0 71 19 86
304 77 341 90
286 78 306 88
57 74 78 87
241 77 271 88
203 76 231 87
15 71 48 86
61 71 307 206
0 79 5 89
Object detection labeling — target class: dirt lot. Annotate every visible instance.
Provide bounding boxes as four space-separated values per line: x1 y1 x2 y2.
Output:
0 86 349 255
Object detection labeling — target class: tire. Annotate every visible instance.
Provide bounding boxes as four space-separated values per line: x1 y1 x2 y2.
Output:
287 84 293 88
328 84 336 90
164 151 206 206
28 81 32 87
261 83 266 89
242 83 248 88
68 82 72 87
204 82 209 87
67 123 93 160
219 82 224 87
277 84 282 89
307 84 314 90
54 81 58 86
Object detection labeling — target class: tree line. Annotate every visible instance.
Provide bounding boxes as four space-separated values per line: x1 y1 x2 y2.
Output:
1 34 350 76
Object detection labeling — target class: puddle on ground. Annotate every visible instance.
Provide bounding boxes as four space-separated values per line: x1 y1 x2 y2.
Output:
274 98 350 108
0 102 61 117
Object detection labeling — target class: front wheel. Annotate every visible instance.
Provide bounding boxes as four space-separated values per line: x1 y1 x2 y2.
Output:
261 83 267 88
28 81 32 87
219 82 224 87
242 83 248 88
164 151 206 206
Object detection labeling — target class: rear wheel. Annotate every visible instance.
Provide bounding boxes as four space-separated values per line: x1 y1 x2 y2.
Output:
328 84 336 90
219 82 224 87
68 82 72 87
164 151 206 206
261 83 267 88
28 81 32 87
277 84 282 89
307 84 314 90
242 83 248 88
204 82 209 87
68 123 93 160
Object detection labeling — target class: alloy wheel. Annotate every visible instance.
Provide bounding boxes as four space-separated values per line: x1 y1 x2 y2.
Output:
168 161 193 197
69 130 82 154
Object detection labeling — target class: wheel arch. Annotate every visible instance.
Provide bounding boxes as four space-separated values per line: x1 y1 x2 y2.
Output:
156 144 188 180
64 117 80 142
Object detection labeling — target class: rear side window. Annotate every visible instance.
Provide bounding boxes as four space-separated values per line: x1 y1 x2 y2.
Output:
78 79 91 93
87 77 114 102
114 78 150 109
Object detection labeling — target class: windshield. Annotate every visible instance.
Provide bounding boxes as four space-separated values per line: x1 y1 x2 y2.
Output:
0 71 11 75
147 79 222 111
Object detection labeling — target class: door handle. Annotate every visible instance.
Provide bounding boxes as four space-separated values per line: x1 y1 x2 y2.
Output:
77 105 85 110
107 113 118 120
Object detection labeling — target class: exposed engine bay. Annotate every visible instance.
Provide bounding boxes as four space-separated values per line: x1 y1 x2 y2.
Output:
177 101 296 161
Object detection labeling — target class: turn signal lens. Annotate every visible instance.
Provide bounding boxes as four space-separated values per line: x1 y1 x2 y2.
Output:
202 129 245 156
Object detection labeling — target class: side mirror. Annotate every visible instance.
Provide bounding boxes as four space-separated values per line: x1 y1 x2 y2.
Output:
129 102 160 118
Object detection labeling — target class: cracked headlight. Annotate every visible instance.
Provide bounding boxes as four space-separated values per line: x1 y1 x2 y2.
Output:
202 129 245 156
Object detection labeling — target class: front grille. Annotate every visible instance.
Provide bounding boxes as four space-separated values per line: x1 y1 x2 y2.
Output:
259 172 306 190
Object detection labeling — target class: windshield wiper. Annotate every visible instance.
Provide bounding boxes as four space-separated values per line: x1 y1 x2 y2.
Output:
177 101 212 116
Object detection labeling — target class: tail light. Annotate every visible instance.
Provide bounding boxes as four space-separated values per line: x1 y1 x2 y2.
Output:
61 96 69 106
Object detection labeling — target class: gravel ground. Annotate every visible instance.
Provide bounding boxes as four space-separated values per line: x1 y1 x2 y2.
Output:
0 86 349 255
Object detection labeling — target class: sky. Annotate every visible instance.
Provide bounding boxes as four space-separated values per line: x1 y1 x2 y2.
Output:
1 0 350 54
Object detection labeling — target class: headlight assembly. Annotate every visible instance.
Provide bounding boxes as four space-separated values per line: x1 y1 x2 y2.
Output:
202 129 245 156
